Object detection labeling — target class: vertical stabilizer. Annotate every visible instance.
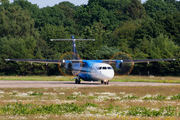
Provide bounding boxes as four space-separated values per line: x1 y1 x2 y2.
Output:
50 36 95 60
71 35 79 60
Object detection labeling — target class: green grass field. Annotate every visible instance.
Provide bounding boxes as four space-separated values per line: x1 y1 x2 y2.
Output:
0 75 180 83
0 86 180 119
0 76 180 119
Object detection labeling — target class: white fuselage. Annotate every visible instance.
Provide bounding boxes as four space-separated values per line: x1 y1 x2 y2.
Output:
72 63 114 81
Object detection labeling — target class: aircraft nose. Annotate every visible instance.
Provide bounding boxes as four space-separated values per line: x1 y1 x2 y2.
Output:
101 70 114 80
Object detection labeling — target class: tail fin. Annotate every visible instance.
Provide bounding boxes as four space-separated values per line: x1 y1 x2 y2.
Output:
51 35 95 60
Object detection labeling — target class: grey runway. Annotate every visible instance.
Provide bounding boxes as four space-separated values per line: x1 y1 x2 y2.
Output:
0 81 179 88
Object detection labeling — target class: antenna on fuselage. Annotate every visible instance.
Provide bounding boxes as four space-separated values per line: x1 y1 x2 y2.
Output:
50 35 95 60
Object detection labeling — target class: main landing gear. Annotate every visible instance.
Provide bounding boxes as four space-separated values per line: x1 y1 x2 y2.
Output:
75 77 81 84
101 80 109 85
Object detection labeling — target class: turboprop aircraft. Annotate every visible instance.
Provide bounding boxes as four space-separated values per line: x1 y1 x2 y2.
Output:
5 35 175 85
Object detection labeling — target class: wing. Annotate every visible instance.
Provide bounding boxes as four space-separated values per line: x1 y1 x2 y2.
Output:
103 59 175 64
5 59 83 64
5 58 175 64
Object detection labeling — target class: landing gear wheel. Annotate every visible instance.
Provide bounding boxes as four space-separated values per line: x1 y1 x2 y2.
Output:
75 79 78 84
75 77 81 84
101 80 104 84
107 81 109 85
78 79 81 84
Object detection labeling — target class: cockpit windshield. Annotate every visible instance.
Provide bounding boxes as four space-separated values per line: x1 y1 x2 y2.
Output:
103 67 107 69
98 67 112 70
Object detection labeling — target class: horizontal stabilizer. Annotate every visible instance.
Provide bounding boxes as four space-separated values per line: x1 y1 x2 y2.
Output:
50 39 95 41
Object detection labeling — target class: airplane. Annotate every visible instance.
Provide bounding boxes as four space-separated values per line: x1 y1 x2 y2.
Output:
5 35 175 85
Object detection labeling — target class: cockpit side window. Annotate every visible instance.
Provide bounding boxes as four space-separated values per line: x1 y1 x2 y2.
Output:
108 67 112 69
98 67 102 70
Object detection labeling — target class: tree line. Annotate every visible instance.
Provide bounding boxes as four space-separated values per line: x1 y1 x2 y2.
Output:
0 0 180 76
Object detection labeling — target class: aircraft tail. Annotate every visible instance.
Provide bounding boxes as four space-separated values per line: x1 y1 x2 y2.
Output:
51 35 95 60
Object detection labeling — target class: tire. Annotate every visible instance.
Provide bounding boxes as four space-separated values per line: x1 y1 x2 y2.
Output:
78 80 81 84
75 79 77 84
101 80 103 84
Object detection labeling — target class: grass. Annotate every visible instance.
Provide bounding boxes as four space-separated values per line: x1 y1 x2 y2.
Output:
111 76 180 83
0 75 180 84
0 86 180 119
0 75 180 119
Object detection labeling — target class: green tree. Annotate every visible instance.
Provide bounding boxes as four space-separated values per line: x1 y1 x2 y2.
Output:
92 46 120 59
132 34 179 75
78 22 113 59
40 24 70 54
55 4 76 33
12 0 41 28
0 36 45 75
0 5 38 38
113 21 140 50
58 1 80 11
143 0 177 17
74 2 117 30
164 0 180 11
135 16 165 40
127 0 146 20
164 12 180 45
88 0 131 21
0 0 9 4
36 6 65 28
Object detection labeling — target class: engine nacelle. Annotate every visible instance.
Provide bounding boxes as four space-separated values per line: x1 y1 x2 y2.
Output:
115 60 123 69
65 60 72 70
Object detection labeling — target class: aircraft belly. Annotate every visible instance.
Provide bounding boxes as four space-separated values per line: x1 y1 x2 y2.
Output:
92 70 114 81
91 71 101 81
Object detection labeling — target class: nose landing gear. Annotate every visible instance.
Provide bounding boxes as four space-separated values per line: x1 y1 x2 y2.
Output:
101 80 109 85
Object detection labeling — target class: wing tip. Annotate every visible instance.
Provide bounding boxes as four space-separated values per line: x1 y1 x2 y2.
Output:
5 59 10 61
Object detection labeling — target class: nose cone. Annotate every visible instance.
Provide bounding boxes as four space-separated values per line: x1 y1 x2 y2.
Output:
101 70 114 80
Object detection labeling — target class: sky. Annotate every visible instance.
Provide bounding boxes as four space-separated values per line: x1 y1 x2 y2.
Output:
9 0 148 8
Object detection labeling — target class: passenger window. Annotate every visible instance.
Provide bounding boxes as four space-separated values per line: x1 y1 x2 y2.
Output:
103 67 107 69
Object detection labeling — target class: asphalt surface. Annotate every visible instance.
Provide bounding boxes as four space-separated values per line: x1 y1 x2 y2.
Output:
0 81 179 88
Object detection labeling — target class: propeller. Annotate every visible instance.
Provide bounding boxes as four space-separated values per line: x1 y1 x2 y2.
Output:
58 52 82 76
110 52 134 76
